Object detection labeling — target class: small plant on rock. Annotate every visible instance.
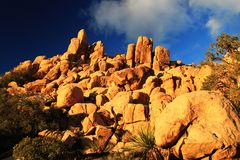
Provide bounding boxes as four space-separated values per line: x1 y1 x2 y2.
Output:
127 128 164 160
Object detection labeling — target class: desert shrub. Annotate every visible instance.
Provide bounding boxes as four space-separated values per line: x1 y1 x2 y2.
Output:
13 137 70 160
202 33 240 111
0 90 68 153
0 70 35 88
205 32 240 62
126 128 164 160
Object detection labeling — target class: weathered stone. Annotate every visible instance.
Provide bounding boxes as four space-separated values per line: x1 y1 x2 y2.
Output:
123 104 148 124
149 90 172 127
59 60 70 74
65 29 88 62
96 94 108 106
67 38 81 54
68 103 97 116
175 75 195 96
38 129 62 140
104 91 132 115
45 64 60 81
36 58 56 78
84 87 108 98
141 76 159 95
95 126 113 151
131 91 149 104
105 85 124 100
89 41 104 66
135 36 153 67
124 121 150 135
89 112 108 126
56 84 84 108
7 81 27 94
160 73 175 97
33 56 46 65
77 78 90 91
82 116 94 133
126 44 135 67
24 79 47 92
194 65 212 90
154 91 240 160
98 60 109 71
96 109 112 126
14 60 32 72
153 46 170 71
109 65 153 90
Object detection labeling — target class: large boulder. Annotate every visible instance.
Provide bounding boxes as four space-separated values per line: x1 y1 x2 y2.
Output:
135 36 153 67
24 79 47 92
153 46 170 72
194 65 213 90
68 103 97 116
123 104 148 124
67 29 88 58
7 81 27 94
154 91 240 160
56 84 84 108
109 65 153 90
126 43 136 68
89 41 104 66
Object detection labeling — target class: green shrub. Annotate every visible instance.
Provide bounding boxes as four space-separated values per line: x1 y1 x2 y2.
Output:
202 33 240 112
205 32 240 62
0 90 68 153
0 70 35 88
13 137 70 160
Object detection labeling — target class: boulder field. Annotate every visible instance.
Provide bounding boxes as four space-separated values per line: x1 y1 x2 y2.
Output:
6 29 240 159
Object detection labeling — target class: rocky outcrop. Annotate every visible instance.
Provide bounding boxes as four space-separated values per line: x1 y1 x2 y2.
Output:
68 103 97 116
153 46 170 72
109 65 153 90
56 84 84 108
154 91 240 160
89 41 104 66
135 36 153 68
4 29 240 159
126 44 135 68
66 29 88 62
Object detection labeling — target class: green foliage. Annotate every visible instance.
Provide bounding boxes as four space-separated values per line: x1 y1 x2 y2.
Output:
0 70 35 88
127 128 164 160
206 33 240 62
203 33 240 112
13 137 70 160
0 89 68 153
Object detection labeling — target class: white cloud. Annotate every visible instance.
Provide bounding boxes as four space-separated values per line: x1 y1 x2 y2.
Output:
189 0 240 35
90 0 191 44
90 0 240 42
206 17 222 36
189 0 240 13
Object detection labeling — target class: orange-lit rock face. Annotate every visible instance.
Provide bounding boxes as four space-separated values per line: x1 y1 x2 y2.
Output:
154 91 240 160
56 84 84 108
135 36 153 67
5 29 240 159
153 46 170 71
126 43 136 67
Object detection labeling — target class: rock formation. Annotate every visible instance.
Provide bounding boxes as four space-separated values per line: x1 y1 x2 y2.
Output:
4 29 240 159
154 91 240 159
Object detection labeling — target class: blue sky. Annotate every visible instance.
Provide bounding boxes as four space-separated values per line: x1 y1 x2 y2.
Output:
0 0 240 74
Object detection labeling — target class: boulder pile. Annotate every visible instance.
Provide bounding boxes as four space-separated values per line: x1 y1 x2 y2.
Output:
6 29 240 159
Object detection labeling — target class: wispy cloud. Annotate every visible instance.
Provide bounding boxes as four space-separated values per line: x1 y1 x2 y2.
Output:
189 0 240 36
90 0 240 42
90 0 190 44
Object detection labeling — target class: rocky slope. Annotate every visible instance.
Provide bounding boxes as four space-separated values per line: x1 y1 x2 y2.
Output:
3 29 240 159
